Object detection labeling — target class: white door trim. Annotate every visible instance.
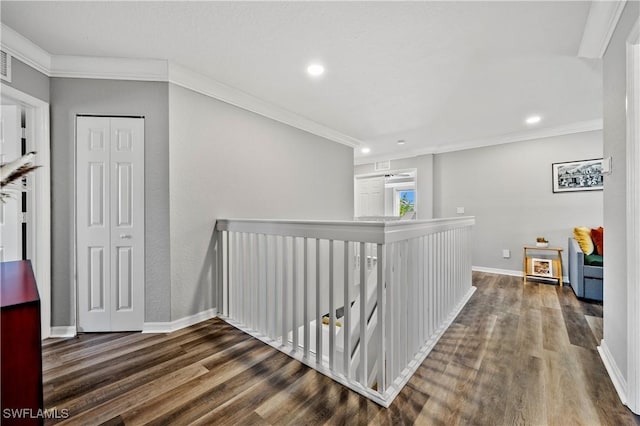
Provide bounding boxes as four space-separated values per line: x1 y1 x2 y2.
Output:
625 17 640 415
0 85 51 339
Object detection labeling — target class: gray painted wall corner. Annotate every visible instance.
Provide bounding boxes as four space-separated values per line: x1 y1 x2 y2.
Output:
50 78 172 326
168 83 354 321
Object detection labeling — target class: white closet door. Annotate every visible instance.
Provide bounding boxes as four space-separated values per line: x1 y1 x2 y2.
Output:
0 105 23 262
77 117 144 332
355 176 385 217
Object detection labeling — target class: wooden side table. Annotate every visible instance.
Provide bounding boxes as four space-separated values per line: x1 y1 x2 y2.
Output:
523 246 563 286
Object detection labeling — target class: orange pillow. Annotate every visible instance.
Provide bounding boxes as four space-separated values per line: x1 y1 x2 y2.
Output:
574 227 595 255
591 227 604 255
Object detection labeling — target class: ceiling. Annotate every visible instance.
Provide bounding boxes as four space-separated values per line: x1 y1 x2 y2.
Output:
0 1 602 163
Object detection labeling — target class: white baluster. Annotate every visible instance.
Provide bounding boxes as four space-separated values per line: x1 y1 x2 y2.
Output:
343 240 351 378
282 236 289 347
304 237 310 359
316 238 322 366
329 240 335 370
292 237 298 351
384 242 393 391
376 243 385 393
359 241 368 387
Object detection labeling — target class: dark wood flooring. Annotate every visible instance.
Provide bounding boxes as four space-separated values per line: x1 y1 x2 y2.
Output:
41 272 640 425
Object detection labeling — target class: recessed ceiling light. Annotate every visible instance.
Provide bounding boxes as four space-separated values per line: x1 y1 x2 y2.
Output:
361 147 371 154
307 63 325 77
397 139 406 145
525 115 542 125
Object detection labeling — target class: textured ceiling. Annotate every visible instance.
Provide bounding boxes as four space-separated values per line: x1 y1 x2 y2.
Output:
0 1 600 162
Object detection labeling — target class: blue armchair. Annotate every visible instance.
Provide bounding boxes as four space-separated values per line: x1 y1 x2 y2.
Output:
568 237 603 301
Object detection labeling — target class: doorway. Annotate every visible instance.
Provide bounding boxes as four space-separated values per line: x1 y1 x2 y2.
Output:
354 169 417 219
0 85 51 339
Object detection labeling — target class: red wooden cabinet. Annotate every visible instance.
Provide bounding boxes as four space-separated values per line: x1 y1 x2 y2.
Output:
1 260 44 425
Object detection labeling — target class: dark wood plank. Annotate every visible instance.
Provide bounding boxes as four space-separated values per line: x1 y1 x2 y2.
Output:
39 272 640 425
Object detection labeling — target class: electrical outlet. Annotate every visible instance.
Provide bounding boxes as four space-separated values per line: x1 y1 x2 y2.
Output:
502 249 511 259
456 207 465 214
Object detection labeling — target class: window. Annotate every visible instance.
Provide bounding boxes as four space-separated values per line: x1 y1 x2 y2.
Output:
396 189 415 218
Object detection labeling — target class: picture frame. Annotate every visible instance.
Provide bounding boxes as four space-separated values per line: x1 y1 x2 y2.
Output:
552 158 603 193
531 258 553 277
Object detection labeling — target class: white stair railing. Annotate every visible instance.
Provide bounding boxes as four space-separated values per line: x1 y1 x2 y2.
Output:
215 217 475 407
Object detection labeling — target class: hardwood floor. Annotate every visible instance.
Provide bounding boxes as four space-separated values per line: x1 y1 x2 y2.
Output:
41 272 640 425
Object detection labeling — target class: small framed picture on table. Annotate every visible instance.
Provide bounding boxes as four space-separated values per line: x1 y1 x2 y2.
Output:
531 258 553 277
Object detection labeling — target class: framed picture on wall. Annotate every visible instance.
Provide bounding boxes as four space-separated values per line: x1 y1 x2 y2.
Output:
531 258 553 277
552 158 603 193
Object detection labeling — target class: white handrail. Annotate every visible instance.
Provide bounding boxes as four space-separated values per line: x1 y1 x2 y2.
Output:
216 217 474 243
214 216 475 407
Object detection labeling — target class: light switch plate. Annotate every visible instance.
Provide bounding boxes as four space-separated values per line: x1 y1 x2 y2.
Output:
456 207 465 214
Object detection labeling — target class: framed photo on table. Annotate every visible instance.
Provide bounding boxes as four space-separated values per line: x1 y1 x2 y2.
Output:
531 258 553 277
552 158 603 193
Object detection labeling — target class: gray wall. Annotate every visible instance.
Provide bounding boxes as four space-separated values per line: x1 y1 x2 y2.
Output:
602 0 639 381
168 84 354 320
433 131 603 275
355 154 434 219
0 58 49 102
50 78 171 325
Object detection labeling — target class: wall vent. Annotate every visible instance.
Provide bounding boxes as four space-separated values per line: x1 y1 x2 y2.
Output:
1 50 12 83
374 160 391 171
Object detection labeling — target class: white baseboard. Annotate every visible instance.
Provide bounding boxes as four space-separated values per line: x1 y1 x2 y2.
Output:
472 266 522 277
598 339 628 405
472 266 569 284
50 326 77 338
142 308 217 334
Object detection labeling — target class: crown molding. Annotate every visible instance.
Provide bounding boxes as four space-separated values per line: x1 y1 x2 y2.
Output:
50 55 169 81
578 0 627 59
0 23 361 148
0 23 52 75
354 119 603 165
433 119 603 154
167 63 361 148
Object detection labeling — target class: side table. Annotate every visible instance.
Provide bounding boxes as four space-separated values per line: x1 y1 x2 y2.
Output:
523 246 563 286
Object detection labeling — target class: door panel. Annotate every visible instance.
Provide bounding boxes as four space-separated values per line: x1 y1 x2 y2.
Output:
88 162 106 227
116 163 132 227
109 118 144 330
77 117 144 332
116 246 132 310
88 246 106 311
77 118 111 330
